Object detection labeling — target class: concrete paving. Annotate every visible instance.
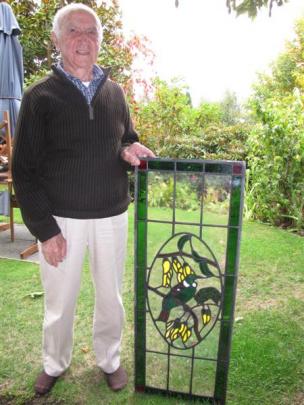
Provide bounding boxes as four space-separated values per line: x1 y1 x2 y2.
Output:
0 223 39 263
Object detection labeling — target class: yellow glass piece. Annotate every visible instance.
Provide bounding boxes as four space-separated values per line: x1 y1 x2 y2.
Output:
163 259 171 273
202 314 211 325
165 321 174 338
170 329 179 341
184 264 192 276
179 324 186 333
179 322 192 343
172 258 182 272
173 258 185 283
173 258 195 283
165 319 192 343
162 258 173 287
181 329 191 343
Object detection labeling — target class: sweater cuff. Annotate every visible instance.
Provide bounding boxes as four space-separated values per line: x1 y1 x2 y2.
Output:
38 223 61 243
23 214 61 243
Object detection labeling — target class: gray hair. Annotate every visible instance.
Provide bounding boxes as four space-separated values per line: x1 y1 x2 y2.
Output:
52 3 103 43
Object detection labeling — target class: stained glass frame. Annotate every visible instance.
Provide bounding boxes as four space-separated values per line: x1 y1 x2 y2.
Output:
134 158 245 404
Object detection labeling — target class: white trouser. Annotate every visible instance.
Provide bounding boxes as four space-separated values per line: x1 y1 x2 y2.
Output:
38 212 128 377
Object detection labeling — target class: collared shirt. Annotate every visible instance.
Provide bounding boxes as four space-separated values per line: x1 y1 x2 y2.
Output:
57 63 104 105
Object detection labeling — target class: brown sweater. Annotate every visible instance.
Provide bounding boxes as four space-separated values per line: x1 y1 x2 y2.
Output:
12 66 138 242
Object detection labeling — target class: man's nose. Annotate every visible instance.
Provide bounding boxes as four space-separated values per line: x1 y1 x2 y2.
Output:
77 30 90 38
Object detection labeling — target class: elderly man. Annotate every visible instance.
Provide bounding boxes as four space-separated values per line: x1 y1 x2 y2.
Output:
12 3 154 396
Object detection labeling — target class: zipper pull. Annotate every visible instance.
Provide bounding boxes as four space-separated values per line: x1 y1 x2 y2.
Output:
89 105 94 120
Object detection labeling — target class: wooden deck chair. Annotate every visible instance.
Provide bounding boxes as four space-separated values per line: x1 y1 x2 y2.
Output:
0 111 38 259
0 110 14 238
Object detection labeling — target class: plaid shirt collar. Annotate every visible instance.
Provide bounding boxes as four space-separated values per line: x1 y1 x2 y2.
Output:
57 63 104 104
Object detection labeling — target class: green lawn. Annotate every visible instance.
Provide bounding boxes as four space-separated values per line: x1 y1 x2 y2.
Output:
0 205 303 405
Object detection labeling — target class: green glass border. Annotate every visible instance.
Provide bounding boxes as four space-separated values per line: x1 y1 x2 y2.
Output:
143 158 245 177
134 159 245 404
134 170 148 390
214 170 245 403
176 161 204 172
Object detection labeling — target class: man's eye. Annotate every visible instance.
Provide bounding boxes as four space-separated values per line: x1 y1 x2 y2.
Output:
87 29 98 36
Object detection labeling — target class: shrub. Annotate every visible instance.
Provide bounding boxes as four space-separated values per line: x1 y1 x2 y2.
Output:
246 95 304 230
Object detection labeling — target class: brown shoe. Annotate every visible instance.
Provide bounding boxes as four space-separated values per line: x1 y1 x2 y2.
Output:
34 370 58 395
104 366 128 391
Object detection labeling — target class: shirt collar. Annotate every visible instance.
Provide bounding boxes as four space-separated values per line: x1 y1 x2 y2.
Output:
57 62 104 83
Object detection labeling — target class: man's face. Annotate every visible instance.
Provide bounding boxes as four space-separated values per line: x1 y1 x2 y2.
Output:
52 11 101 75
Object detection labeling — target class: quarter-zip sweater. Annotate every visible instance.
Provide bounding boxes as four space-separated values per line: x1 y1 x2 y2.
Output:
12 66 139 242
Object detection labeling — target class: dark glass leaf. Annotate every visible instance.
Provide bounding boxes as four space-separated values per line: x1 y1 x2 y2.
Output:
195 287 221 305
177 234 191 252
192 248 214 277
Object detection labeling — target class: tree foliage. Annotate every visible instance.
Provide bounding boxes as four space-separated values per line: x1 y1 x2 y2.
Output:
133 78 249 161
133 78 198 158
247 17 304 231
247 97 304 229
200 122 249 161
6 0 152 95
226 0 288 18
219 90 241 125
175 0 289 18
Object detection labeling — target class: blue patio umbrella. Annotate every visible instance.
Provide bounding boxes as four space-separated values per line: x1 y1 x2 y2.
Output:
0 2 23 136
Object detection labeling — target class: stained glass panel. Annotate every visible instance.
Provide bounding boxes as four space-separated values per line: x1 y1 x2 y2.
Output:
134 158 245 404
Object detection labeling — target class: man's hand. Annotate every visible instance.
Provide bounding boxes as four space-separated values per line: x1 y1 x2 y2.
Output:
41 233 67 267
121 142 155 166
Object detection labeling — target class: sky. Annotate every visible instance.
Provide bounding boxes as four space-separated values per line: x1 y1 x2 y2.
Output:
118 0 304 105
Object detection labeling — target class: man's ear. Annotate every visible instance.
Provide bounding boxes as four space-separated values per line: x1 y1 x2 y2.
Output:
51 32 59 50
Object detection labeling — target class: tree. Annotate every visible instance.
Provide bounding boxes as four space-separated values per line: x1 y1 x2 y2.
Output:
194 94 248 162
247 17 304 230
133 78 200 158
133 77 249 161
219 91 241 125
6 0 153 96
247 96 304 230
226 0 289 17
195 101 223 129
175 0 289 18
7 0 55 80
200 122 249 161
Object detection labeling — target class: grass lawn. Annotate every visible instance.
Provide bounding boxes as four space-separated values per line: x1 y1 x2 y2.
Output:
0 205 303 405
